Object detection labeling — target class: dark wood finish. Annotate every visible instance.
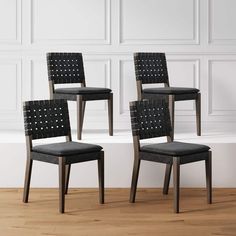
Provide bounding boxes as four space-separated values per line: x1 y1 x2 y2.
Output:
49 80 54 99
31 151 102 165
174 93 198 101
76 95 108 139
59 157 66 213
77 95 83 140
108 94 113 136
130 156 141 203
130 136 141 203
65 135 72 194
23 99 105 213
196 93 201 136
136 81 142 100
65 135 72 195
173 157 180 213
164 82 170 87
80 80 86 130
140 151 172 164
206 151 212 204
180 152 209 165
163 163 172 195
81 79 86 88
98 151 105 204
140 151 209 165
23 158 33 203
129 100 211 213
53 92 111 101
168 95 175 141
65 164 71 195
23 136 33 203
81 101 86 132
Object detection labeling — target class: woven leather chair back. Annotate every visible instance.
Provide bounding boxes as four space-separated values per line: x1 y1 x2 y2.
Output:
23 99 71 140
130 99 172 140
134 53 169 84
47 53 85 84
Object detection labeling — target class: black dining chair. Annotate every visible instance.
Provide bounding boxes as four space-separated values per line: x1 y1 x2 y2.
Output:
47 52 113 140
23 99 104 213
129 99 212 213
134 52 201 141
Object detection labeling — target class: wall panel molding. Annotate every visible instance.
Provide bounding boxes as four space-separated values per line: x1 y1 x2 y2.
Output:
208 59 236 116
119 0 199 45
0 0 22 44
208 0 236 45
0 59 22 125
31 0 111 45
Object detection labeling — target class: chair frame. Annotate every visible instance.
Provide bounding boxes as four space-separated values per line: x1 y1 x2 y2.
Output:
134 53 201 141
47 53 113 140
129 100 211 213
23 100 104 213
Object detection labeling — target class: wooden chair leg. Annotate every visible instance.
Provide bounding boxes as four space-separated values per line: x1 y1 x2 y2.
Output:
98 152 104 204
196 93 201 136
169 95 175 141
77 95 83 140
205 151 212 204
130 157 141 203
108 93 113 136
163 163 172 195
65 164 71 195
23 158 33 203
81 101 86 131
59 157 66 213
173 157 180 213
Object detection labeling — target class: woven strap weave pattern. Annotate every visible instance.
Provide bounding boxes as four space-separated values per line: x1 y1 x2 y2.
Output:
130 100 172 140
23 99 71 140
134 53 169 84
47 52 85 84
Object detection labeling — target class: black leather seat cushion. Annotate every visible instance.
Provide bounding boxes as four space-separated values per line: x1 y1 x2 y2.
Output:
32 141 103 156
143 87 199 95
141 141 210 156
55 87 111 95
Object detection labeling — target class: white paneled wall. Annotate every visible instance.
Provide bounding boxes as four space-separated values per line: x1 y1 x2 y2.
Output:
31 0 110 44
120 0 199 44
1 0 236 131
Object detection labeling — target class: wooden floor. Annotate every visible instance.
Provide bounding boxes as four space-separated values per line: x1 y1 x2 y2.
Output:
0 188 236 236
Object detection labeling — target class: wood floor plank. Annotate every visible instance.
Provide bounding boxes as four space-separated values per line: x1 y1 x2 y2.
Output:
0 188 236 236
